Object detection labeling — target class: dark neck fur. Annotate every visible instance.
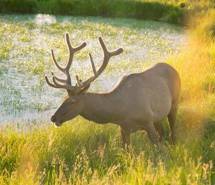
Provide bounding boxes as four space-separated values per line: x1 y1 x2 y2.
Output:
80 92 119 124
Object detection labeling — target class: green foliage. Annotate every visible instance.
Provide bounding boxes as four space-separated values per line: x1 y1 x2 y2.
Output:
1 0 214 25
1 0 215 26
1 0 37 13
0 0 186 24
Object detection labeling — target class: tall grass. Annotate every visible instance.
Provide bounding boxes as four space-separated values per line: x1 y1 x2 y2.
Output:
168 10 215 136
0 120 214 185
168 10 215 182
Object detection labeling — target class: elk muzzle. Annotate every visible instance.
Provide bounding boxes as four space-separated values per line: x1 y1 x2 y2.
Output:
51 115 62 126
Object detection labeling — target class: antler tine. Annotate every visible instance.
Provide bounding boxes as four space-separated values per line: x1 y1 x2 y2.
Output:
89 53 97 75
51 34 87 74
98 37 108 56
45 35 123 96
52 76 75 91
45 76 59 89
76 75 83 86
65 33 87 71
75 38 123 93
65 33 87 53
65 33 73 52
99 37 123 58
51 50 64 72
52 76 65 87
94 37 123 77
51 72 67 83
45 75 70 90
110 48 123 56
46 33 87 95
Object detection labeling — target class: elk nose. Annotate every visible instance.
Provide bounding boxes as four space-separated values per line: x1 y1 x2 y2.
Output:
51 115 56 123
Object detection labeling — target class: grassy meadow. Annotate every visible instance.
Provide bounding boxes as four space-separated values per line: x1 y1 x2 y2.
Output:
0 3 215 185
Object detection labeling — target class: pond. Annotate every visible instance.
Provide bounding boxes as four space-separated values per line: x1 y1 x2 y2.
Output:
0 14 186 124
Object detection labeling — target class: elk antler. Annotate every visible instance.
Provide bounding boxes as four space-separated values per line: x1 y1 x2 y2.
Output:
75 37 123 93
45 35 123 96
45 33 86 95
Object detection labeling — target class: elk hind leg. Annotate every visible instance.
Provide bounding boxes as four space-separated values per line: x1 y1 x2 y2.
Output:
168 104 178 144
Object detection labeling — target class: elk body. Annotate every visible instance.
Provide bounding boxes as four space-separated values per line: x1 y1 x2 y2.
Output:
45 33 181 147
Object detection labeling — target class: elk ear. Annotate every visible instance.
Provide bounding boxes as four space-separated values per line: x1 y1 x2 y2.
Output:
77 84 90 94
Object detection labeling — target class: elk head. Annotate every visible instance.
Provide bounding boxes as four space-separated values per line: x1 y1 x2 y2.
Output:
45 33 123 126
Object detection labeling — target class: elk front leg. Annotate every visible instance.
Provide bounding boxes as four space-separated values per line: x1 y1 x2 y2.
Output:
120 127 130 149
154 122 164 142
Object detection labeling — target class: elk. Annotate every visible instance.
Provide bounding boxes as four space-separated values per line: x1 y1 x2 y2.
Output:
45 33 181 147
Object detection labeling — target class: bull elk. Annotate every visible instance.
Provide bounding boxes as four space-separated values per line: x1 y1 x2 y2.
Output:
45 33 181 147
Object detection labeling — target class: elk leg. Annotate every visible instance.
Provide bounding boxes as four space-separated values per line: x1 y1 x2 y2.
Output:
168 105 177 144
145 123 160 146
120 127 130 149
153 122 164 142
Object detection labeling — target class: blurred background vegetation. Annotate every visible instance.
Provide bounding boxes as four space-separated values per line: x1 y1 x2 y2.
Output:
0 0 214 25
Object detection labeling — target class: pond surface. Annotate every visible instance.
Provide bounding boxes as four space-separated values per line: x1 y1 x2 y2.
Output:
0 14 186 124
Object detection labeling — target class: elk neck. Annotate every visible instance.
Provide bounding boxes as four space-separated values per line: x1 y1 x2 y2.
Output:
80 92 121 124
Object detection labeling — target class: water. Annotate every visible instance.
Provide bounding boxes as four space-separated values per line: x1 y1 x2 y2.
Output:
0 14 186 124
